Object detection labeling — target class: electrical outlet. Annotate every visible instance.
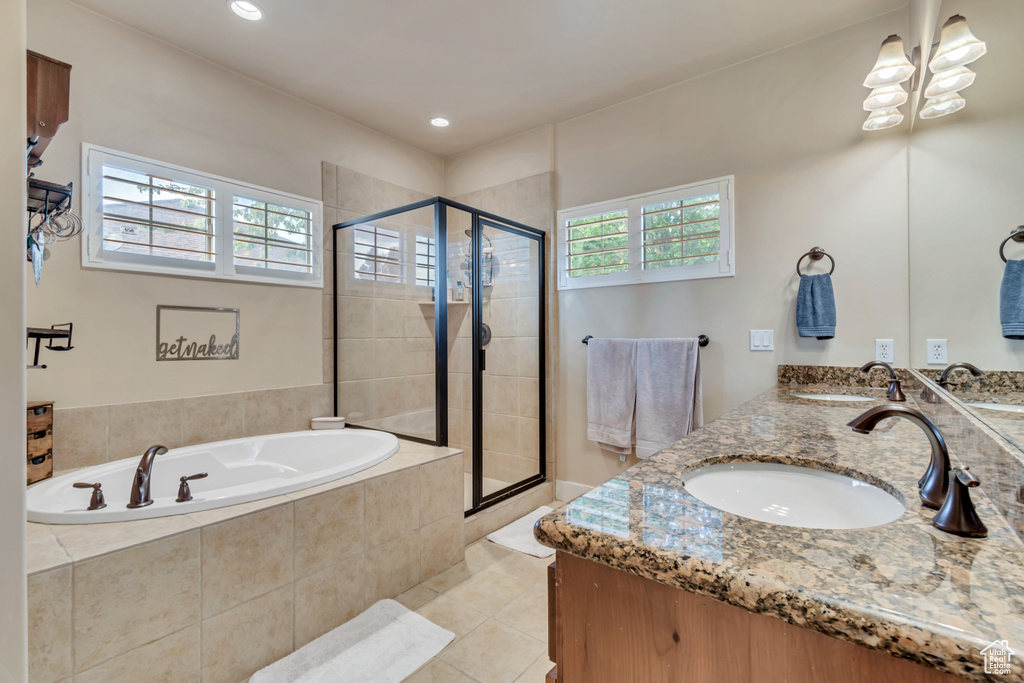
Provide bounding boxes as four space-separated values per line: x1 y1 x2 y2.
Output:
927 339 948 365
750 330 774 351
875 339 894 363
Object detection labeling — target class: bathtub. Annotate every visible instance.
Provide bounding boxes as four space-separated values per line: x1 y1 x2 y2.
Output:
27 429 399 524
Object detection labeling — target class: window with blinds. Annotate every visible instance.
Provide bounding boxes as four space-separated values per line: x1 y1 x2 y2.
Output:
557 176 733 289
83 144 322 287
233 197 313 273
415 235 436 287
353 225 403 282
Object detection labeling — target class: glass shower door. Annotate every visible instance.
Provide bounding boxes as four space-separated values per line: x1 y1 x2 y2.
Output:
471 216 545 509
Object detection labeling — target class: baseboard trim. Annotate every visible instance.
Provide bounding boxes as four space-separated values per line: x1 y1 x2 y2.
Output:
555 479 593 502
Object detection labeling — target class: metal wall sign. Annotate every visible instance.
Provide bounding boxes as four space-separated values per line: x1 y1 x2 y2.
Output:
156 305 239 361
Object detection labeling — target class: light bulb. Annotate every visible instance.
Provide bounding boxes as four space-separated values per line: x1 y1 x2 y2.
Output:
429 117 450 128
863 84 908 112
919 93 966 120
929 15 986 72
864 35 916 88
923 66 975 98
863 108 904 131
228 0 263 20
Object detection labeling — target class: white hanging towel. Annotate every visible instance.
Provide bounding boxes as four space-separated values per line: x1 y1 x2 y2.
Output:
586 338 638 454
635 338 703 459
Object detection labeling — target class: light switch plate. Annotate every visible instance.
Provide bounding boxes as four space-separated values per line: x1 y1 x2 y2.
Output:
875 339 894 363
927 339 948 365
750 330 774 351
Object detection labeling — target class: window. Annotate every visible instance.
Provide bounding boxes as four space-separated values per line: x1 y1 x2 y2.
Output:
557 176 733 289
82 144 322 287
353 224 403 282
414 235 436 287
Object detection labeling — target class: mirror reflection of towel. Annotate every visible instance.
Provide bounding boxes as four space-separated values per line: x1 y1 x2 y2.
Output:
1000 259 1024 339
797 273 836 340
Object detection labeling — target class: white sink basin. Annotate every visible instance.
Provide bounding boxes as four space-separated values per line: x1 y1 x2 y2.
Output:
966 402 1024 414
682 461 905 529
790 392 875 402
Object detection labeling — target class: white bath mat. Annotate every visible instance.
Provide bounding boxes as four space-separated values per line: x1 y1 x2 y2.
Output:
248 599 454 683
487 505 556 558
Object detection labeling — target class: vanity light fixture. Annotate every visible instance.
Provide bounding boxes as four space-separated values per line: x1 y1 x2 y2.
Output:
863 84 908 111
929 15 987 73
862 107 904 132
919 92 966 120
863 35 916 88
923 65 976 98
429 117 451 128
228 0 263 21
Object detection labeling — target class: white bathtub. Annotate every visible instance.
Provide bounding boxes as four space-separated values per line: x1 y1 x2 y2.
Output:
27 429 399 524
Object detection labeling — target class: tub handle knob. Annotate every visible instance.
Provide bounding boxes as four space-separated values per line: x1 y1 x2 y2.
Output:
176 473 208 503
73 482 107 511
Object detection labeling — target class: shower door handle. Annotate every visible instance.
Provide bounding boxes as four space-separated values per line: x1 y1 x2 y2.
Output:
479 349 486 372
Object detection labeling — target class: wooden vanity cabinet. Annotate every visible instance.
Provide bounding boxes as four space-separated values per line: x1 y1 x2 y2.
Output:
548 551 965 683
27 50 71 169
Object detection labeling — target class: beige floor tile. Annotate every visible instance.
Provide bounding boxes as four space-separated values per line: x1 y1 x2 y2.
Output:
27 566 71 683
440 620 546 683
294 483 365 578
415 592 488 641
441 565 530 616
294 554 366 648
423 560 473 594
493 583 549 642
200 585 293 683
73 532 200 672
201 504 293 618
406 659 478 683
395 583 438 610
513 654 556 683
464 538 511 573
73 625 199 683
490 551 551 586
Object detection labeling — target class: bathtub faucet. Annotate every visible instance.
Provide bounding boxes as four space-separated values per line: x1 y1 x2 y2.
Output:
127 445 167 509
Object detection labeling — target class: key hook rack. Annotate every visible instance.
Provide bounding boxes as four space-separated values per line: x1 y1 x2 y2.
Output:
796 247 835 276
999 226 1024 263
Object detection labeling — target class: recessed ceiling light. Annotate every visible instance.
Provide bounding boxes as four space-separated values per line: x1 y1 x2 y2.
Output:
229 0 263 21
429 117 450 128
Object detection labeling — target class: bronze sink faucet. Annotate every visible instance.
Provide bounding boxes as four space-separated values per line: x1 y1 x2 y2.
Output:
937 362 985 390
858 361 906 402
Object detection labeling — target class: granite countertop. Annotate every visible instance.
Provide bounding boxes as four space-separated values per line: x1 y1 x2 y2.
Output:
535 384 1024 682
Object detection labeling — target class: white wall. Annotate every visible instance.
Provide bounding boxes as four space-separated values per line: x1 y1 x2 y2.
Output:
0 0 28 678
26 0 443 408
551 11 911 486
443 125 553 197
908 0 1024 369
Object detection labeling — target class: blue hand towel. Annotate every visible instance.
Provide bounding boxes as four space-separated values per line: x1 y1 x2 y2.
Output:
797 273 836 340
1001 259 1024 339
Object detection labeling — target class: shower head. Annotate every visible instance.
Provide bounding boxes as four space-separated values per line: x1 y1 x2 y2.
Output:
464 229 492 248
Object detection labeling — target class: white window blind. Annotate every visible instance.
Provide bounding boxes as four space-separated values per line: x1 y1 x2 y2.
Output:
557 176 733 290
415 235 436 287
82 144 322 287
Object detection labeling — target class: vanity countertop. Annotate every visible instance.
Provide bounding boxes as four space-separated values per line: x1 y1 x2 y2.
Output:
535 384 1024 682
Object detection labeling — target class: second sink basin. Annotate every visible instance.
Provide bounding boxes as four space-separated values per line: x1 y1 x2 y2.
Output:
966 402 1024 414
682 461 906 529
790 392 874 402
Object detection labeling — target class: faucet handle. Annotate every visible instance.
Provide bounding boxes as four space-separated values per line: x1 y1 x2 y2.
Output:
887 379 907 402
176 473 208 503
932 467 987 538
73 482 107 511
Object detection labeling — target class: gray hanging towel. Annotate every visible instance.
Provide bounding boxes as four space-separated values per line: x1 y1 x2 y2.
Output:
797 273 836 340
1001 259 1024 339
586 338 638 454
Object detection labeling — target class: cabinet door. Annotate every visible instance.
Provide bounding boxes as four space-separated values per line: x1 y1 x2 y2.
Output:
27 50 71 140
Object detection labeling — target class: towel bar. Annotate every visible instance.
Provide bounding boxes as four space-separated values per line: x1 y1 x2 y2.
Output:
999 226 1024 262
582 335 709 347
796 247 835 276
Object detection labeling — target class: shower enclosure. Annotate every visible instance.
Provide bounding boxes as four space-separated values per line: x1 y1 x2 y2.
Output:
332 198 546 515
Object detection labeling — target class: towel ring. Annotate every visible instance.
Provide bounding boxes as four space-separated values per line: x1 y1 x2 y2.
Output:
796 247 835 276
999 226 1024 263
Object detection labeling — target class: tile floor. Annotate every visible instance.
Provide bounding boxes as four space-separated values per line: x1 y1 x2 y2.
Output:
396 505 563 683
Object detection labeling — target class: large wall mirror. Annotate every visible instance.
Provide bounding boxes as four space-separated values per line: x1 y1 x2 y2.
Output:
909 0 1024 449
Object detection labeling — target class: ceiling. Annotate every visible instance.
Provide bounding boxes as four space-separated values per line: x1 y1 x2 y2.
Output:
69 0 906 157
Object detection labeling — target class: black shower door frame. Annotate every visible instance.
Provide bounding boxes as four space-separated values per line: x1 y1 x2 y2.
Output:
333 197 547 516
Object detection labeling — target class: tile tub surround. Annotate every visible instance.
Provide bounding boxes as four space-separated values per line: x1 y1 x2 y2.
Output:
50 384 332 473
535 383 1024 682
26 440 464 683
